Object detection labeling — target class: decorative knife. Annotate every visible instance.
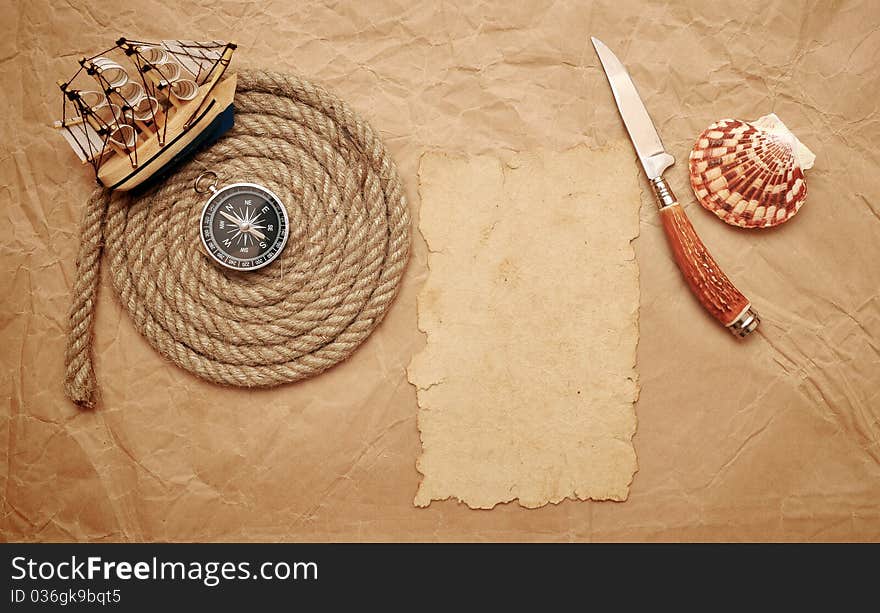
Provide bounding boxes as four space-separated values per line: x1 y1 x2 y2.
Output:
591 37 759 338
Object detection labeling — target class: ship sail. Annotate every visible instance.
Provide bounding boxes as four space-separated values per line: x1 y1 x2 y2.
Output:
53 118 105 163
160 40 228 81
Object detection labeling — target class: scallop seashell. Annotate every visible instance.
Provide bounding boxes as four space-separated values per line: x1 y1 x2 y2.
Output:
688 114 815 229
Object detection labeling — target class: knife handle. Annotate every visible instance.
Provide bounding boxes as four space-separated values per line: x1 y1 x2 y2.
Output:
650 177 759 338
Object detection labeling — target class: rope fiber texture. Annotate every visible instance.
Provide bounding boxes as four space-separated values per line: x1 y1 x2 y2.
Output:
64 70 411 408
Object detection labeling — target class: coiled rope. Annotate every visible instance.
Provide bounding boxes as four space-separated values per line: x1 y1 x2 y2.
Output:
64 70 410 408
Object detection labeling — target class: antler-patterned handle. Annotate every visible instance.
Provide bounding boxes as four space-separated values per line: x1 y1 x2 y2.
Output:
650 177 759 338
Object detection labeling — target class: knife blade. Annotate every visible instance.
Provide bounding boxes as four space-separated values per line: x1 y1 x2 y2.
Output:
591 37 675 181
591 37 759 337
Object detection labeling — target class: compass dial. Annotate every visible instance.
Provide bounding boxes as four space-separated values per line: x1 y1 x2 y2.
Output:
200 183 289 271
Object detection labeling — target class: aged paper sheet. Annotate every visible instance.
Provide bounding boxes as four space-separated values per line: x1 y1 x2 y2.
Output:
409 145 640 508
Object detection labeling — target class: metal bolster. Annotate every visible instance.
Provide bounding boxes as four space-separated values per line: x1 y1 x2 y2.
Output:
649 176 677 208
727 305 760 338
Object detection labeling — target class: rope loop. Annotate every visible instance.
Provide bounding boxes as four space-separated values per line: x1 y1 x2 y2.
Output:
64 70 410 408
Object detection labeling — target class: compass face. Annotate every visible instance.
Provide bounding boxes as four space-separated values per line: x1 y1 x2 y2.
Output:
200 183 289 271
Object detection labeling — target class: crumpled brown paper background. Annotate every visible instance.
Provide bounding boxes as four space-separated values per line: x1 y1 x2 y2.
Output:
2 0 878 541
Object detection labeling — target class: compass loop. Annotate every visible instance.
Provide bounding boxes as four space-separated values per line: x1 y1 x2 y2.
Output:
193 171 219 194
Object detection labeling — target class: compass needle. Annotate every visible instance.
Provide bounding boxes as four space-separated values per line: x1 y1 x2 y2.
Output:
219 210 241 225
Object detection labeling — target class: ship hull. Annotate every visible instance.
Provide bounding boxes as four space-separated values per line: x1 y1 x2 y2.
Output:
97 73 237 191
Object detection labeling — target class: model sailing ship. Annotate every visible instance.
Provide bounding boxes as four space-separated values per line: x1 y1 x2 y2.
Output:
53 38 237 191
